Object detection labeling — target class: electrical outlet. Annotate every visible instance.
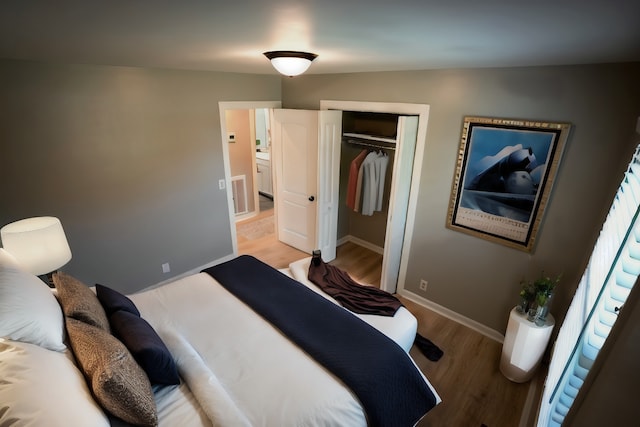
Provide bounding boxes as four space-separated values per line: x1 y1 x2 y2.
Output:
419 279 428 291
162 262 170 273
218 179 226 190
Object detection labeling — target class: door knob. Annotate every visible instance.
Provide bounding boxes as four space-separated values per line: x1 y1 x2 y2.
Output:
308 195 315 202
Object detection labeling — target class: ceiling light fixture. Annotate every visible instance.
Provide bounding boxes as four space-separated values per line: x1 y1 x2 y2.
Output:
263 51 318 77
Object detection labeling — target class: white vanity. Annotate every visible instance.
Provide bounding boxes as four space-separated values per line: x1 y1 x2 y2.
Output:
256 151 272 197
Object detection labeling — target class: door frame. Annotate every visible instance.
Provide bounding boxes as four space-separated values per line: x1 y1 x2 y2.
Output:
219 101 282 256
320 100 430 294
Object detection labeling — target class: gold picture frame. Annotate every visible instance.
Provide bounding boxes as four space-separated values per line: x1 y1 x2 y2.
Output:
446 116 571 252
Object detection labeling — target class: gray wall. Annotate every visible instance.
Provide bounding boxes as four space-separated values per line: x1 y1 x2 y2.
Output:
0 60 280 293
2 58 639 334
282 63 640 333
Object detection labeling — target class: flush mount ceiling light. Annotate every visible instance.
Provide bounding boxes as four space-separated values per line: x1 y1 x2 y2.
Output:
263 51 318 77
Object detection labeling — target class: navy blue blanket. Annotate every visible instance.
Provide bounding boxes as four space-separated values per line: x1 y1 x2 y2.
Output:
203 255 436 427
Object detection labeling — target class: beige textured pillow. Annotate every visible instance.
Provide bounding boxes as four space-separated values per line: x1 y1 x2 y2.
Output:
53 271 110 332
66 318 158 427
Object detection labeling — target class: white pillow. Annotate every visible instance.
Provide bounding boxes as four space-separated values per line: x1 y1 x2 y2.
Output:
0 339 110 426
0 248 66 351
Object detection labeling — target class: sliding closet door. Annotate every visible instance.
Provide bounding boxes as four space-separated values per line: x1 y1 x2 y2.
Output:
381 116 419 293
316 110 342 261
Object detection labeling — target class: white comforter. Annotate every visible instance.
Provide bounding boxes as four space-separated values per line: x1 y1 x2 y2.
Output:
129 273 368 427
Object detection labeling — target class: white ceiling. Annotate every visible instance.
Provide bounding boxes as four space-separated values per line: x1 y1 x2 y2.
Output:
1 0 639 75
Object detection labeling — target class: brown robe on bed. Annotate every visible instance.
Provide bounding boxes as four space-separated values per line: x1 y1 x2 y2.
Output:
307 258 402 316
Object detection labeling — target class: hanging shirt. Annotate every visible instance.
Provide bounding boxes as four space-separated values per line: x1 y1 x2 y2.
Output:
361 151 380 216
375 152 389 212
346 149 368 210
354 155 366 212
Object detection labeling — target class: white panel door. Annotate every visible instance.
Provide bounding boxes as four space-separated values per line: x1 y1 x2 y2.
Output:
381 116 419 293
272 109 319 254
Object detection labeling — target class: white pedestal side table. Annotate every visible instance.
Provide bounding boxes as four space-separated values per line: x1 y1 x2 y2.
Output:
500 307 555 383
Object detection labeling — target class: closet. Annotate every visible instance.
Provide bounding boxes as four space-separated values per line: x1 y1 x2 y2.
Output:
338 112 399 249
337 111 419 291
271 102 425 293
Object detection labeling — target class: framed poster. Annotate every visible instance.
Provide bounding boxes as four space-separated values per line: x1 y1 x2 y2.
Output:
446 116 571 252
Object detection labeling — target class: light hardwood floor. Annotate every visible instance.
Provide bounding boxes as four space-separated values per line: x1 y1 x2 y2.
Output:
236 209 307 269
236 211 541 427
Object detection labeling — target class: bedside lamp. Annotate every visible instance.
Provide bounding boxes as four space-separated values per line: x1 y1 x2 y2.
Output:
1 217 72 282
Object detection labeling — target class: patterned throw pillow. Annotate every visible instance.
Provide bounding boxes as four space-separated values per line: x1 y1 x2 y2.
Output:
54 272 110 332
65 318 158 427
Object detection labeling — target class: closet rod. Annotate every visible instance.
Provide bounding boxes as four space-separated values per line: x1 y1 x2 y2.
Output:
344 138 396 151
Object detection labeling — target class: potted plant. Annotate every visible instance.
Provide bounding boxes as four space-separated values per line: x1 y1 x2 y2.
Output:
518 272 561 325
532 273 560 325
517 280 536 314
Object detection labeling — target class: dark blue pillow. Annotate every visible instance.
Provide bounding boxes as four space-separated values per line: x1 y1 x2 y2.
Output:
95 284 141 317
109 310 180 385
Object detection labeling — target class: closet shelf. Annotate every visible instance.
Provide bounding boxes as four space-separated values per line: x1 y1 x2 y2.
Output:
342 132 397 144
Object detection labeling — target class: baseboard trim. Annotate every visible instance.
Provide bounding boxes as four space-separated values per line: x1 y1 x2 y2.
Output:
143 253 237 292
235 211 258 222
520 376 539 427
398 289 505 343
337 235 384 255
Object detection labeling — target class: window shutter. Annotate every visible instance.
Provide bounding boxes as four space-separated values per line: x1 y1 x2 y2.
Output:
538 144 640 426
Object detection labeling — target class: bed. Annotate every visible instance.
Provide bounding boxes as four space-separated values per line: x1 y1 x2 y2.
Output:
286 256 419 353
0 248 440 427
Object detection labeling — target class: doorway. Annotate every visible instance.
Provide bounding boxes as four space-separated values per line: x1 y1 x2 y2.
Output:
219 101 281 256
224 107 274 220
219 100 429 295
321 100 429 294
224 107 277 253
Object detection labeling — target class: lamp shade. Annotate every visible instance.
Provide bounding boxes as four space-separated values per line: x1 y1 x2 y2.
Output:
1 216 72 275
263 51 318 77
